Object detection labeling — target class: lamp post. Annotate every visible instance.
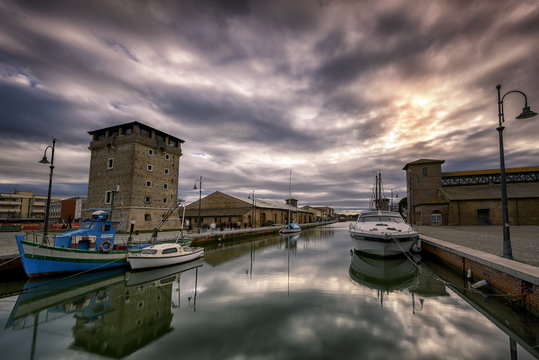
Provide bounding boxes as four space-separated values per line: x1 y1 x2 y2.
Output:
248 191 255 228
193 176 202 233
38 138 57 243
496 84 537 259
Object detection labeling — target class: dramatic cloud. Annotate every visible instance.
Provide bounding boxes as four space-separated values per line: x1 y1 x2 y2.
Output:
1 0 538 212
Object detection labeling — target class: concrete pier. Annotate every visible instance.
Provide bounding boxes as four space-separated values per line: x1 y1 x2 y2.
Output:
418 226 539 314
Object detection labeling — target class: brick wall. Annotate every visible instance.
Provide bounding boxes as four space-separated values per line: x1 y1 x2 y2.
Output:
422 241 538 314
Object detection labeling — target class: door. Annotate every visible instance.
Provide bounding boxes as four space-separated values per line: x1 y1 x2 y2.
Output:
477 209 490 225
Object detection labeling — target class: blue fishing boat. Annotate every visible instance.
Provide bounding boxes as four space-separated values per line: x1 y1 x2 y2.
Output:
15 211 149 278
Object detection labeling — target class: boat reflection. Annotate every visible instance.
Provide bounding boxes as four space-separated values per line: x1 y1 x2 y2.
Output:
349 250 449 311
349 250 420 293
6 259 203 359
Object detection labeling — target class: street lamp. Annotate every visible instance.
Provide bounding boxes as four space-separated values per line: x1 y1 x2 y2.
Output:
193 176 202 233
248 191 255 228
38 138 57 243
496 84 537 259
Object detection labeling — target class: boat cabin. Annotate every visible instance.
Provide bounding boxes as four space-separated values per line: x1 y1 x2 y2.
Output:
54 211 119 251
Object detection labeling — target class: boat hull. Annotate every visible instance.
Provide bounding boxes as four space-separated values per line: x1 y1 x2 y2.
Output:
279 228 301 234
349 232 417 257
279 222 301 234
16 235 130 278
128 247 204 270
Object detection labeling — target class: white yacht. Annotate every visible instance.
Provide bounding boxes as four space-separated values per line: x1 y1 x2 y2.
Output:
349 211 420 257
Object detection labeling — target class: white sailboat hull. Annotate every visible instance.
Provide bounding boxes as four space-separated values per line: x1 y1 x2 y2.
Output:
128 247 204 270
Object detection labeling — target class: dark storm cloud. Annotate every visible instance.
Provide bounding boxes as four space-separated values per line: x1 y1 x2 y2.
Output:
0 84 86 144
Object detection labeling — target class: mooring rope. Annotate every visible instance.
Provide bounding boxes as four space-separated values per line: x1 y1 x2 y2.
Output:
391 237 529 299
0 254 22 268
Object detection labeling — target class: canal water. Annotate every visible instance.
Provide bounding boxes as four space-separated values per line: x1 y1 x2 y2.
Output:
0 222 537 359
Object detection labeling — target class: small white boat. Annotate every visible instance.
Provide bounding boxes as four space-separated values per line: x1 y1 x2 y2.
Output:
280 169 302 235
279 222 301 234
349 211 420 257
127 243 204 270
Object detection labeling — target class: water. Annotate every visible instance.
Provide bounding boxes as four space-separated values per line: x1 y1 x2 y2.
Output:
0 222 537 359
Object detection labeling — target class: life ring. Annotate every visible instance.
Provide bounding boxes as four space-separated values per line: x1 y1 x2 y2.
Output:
99 240 113 252
96 289 108 301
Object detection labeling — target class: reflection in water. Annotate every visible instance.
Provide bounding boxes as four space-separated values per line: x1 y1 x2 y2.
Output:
3 223 537 359
349 251 449 311
5 260 203 359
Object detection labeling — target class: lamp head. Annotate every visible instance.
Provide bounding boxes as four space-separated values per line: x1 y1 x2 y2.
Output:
193 184 197 190
516 106 538 119
39 156 50 164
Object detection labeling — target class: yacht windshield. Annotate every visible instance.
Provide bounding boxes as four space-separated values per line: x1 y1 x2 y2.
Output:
360 216 404 223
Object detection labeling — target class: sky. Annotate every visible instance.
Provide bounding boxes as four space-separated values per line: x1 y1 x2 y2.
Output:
1 0 538 214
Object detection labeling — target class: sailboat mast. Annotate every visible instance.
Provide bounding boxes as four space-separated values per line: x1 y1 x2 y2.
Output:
288 169 292 224
377 171 381 210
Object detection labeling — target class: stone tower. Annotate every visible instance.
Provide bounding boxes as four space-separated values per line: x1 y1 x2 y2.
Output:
402 159 445 225
87 122 184 232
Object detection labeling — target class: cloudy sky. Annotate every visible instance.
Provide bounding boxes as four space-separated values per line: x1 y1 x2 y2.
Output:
1 0 538 213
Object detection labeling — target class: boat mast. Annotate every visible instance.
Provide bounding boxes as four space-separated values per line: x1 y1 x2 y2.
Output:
288 169 292 225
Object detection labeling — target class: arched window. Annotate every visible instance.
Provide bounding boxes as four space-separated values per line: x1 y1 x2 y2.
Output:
423 167 428 177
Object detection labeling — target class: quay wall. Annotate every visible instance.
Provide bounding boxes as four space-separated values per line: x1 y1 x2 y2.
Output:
0 222 335 277
189 222 327 245
421 235 539 313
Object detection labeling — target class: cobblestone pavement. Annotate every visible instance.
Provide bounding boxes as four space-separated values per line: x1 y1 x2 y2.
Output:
418 225 539 267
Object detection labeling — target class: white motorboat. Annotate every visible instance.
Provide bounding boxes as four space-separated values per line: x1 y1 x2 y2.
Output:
127 243 204 270
349 211 420 257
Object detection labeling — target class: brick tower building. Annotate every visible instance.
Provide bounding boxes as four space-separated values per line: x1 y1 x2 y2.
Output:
87 122 184 232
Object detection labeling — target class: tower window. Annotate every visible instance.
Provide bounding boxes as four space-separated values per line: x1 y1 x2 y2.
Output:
105 191 112 204
148 149 154 156
107 158 114 169
140 128 151 137
165 153 170 161
145 214 151 221
164 168 169 175
147 164 153 171
163 183 168 190
423 167 428 177
145 196 151 204
146 181 152 187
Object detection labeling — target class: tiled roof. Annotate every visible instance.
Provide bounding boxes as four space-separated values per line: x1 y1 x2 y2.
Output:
403 159 445 170
226 193 313 213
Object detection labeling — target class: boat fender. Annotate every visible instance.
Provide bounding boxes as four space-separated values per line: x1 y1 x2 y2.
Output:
99 240 113 252
471 279 489 289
